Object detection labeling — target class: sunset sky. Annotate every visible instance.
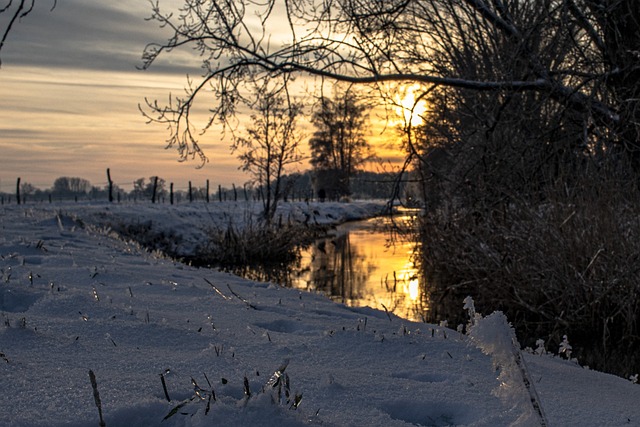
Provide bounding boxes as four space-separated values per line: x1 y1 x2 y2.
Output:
0 0 405 193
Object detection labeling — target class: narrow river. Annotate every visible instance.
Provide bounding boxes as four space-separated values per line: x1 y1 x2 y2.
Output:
287 210 429 322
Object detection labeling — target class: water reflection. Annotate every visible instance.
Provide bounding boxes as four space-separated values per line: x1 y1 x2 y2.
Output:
290 213 429 321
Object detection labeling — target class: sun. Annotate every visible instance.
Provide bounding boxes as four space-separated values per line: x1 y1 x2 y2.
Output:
394 84 428 126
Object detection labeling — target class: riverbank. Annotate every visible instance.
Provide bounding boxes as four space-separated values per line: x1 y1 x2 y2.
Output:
70 200 388 259
1 201 639 426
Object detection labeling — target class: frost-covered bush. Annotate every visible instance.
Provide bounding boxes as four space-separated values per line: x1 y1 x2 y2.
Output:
559 335 573 360
465 304 548 426
419 165 640 377
97 218 184 258
203 221 316 265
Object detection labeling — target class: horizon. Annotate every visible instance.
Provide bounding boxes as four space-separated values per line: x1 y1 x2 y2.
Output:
0 1 407 194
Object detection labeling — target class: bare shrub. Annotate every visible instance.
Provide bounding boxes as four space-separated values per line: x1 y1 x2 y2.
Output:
420 162 640 376
102 219 183 258
196 216 327 282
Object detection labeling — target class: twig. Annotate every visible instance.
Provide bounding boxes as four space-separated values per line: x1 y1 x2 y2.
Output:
380 304 393 322
227 284 258 309
582 247 604 277
204 278 230 299
88 370 106 427
160 372 171 402
559 210 575 227
511 337 549 427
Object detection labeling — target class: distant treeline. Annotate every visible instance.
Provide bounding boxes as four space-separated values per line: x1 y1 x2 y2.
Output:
1 170 411 204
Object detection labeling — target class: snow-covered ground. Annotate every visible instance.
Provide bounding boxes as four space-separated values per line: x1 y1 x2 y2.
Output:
1 201 638 427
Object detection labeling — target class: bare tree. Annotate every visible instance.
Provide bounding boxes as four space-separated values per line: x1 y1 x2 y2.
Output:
309 85 370 199
231 80 304 221
132 176 167 201
141 0 638 166
52 176 91 198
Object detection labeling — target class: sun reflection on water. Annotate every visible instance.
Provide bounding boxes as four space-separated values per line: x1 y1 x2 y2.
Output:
290 211 429 322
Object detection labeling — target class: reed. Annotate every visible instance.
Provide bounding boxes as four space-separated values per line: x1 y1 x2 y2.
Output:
420 172 640 377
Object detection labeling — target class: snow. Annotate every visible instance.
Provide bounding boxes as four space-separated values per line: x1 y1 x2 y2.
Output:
1 201 639 427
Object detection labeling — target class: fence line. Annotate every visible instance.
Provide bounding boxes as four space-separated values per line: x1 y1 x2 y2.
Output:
1 173 316 206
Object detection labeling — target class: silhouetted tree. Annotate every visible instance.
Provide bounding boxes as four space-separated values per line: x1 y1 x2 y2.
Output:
52 176 91 198
231 80 304 221
132 176 166 201
20 181 36 197
309 86 370 199
141 0 639 170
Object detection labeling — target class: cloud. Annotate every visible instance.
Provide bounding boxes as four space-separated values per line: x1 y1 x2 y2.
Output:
1 0 195 74
0 63 247 190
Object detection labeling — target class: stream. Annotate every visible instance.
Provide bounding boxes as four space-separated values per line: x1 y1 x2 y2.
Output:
286 209 429 321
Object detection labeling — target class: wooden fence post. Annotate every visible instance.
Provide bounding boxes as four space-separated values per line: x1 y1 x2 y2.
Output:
16 177 21 205
106 168 114 203
151 176 159 204
188 181 193 202
206 179 210 203
170 183 174 205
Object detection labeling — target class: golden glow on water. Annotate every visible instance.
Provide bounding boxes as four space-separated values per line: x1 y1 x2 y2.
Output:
408 277 420 301
290 212 428 322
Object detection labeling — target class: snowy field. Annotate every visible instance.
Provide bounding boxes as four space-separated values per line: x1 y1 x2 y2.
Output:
1 201 639 426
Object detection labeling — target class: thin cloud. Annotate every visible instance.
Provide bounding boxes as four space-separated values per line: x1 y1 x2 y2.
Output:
1 0 193 74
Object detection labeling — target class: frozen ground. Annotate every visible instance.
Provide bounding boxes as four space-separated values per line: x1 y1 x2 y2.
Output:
0 201 638 426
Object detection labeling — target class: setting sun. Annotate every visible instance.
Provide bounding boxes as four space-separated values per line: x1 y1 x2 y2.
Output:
395 84 428 127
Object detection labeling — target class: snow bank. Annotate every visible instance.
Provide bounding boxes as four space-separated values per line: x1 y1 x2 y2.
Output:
1 202 639 426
